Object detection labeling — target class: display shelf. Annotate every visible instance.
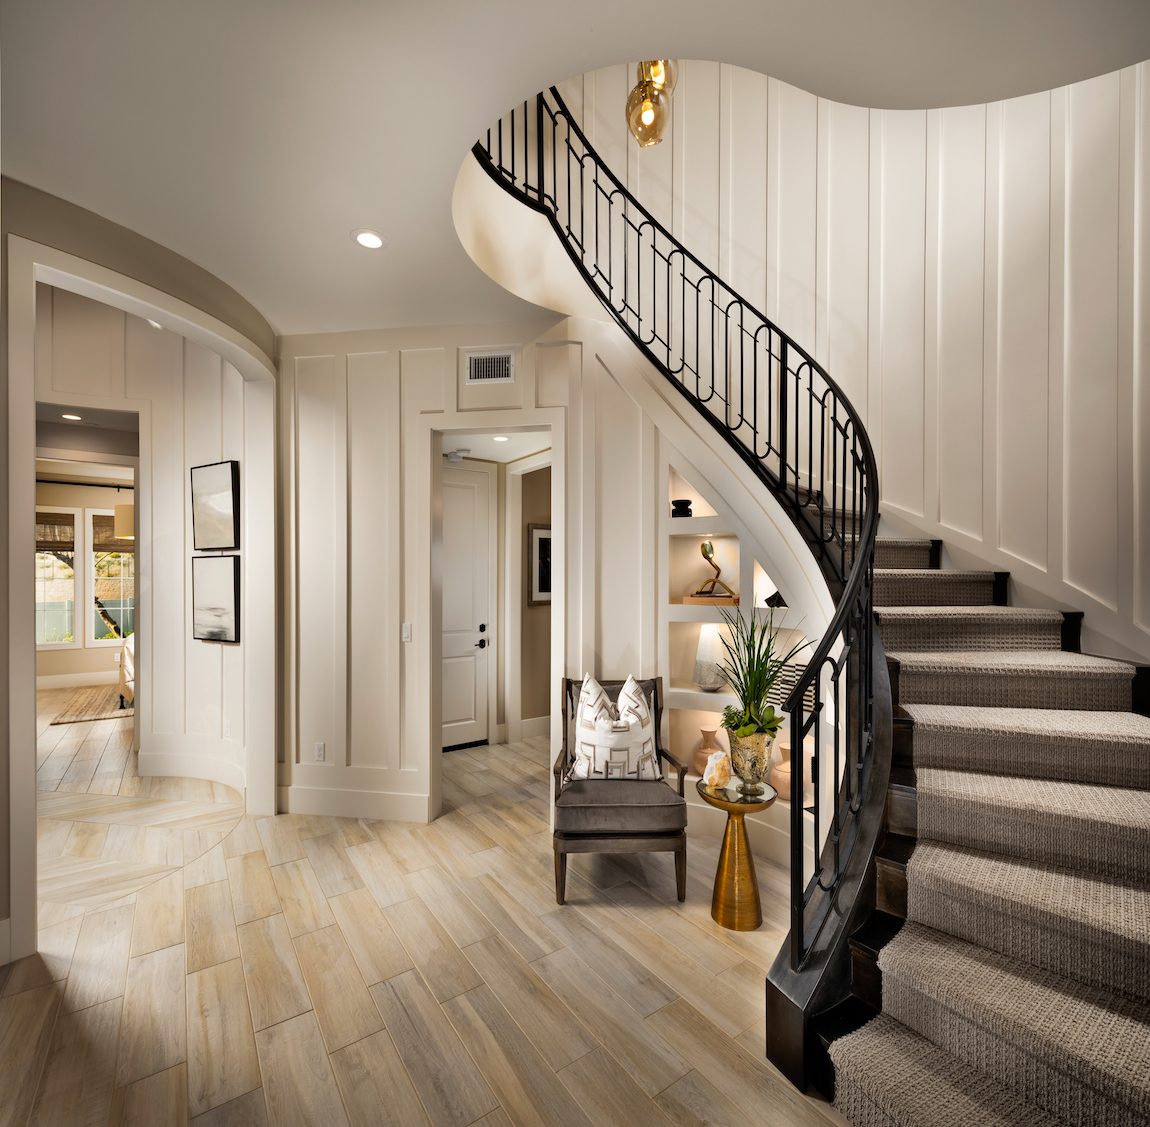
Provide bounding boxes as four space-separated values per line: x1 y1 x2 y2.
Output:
666 516 733 538
667 679 736 712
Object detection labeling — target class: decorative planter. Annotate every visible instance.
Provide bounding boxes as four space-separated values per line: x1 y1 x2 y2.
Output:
726 730 774 794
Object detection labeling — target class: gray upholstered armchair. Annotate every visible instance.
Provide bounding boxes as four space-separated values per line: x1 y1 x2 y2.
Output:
553 677 688 904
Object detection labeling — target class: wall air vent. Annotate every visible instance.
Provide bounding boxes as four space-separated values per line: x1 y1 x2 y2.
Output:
465 350 514 384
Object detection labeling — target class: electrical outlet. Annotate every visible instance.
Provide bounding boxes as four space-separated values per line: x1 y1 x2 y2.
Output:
401 623 412 642
313 742 326 762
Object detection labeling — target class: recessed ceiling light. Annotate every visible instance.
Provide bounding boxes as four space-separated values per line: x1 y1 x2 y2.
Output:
492 435 510 443
61 413 82 421
146 318 163 330
352 229 386 250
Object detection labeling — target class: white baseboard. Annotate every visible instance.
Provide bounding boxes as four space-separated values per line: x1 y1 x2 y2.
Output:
0 918 10 968
139 734 246 798
278 784 430 824
521 715 550 739
36 671 118 689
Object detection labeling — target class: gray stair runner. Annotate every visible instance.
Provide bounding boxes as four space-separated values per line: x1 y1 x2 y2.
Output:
872 538 935 570
916 768 1150 884
874 568 997 606
907 842 1150 1001
890 649 1134 711
830 1014 1069 1127
833 535 1150 1127
875 606 1063 652
903 704 1150 788
878 923 1150 1127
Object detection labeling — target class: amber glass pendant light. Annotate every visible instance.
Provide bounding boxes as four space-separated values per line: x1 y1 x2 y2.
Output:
627 59 677 147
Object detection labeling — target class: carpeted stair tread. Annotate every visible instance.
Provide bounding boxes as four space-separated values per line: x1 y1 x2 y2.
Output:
876 606 1063 651
907 841 1150 1001
874 569 997 607
903 704 1150 787
829 1013 1067 1127
878 923 1150 1126
872 539 936 569
916 767 1150 883
890 649 1134 711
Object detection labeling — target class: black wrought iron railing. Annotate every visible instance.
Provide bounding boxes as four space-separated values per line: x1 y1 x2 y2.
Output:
473 87 886 1013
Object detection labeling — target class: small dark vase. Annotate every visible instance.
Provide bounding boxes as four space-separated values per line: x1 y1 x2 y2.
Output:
671 498 693 518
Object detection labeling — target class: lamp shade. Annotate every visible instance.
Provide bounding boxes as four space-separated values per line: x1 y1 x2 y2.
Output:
626 80 669 147
694 623 727 692
114 502 135 541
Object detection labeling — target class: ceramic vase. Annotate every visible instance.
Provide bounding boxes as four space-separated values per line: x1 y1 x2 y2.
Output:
769 741 792 800
727 730 773 794
694 728 721 776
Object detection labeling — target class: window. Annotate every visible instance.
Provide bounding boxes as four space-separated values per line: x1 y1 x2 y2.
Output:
90 513 135 643
36 509 80 646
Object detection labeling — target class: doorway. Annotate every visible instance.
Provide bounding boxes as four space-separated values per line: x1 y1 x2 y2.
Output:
437 428 553 756
440 457 497 750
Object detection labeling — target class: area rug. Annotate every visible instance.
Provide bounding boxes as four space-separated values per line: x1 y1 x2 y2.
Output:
51 685 134 725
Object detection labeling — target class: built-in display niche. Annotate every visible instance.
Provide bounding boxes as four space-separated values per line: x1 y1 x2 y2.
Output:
668 532 739 605
667 465 717 520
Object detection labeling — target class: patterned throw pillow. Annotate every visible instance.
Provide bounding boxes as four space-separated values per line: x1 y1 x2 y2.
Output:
568 674 663 781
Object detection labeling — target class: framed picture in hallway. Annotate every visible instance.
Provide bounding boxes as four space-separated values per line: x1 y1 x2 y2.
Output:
190 459 240 550
528 523 551 606
192 555 241 643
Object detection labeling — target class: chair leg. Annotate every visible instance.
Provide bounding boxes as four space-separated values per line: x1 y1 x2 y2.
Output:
675 844 686 902
554 850 567 905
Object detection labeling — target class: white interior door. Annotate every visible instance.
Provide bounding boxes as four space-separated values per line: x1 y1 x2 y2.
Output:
441 463 492 748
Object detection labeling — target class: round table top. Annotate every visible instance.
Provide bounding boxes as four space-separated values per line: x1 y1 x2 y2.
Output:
696 779 777 814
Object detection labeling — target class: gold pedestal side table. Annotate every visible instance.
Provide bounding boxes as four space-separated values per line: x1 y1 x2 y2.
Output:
696 780 777 931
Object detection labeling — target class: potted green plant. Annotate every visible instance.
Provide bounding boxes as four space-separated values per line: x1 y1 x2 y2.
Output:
718 607 810 794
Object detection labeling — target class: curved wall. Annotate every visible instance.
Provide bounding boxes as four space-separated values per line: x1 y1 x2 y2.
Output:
1 184 277 951
554 60 1150 658
3 179 276 357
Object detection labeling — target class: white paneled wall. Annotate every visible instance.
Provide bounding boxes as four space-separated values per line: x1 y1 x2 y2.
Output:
35 286 272 795
278 317 832 821
557 61 1150 658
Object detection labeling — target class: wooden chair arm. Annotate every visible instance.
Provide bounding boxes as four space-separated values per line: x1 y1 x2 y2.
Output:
553 745 569 788
658 746 689 797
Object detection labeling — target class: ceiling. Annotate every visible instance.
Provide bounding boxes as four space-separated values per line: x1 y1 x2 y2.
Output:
35 402 140 432
444 431 552 465
4 1 1149 337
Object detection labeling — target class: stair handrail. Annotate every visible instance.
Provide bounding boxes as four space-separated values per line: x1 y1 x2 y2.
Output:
473 87 890 1086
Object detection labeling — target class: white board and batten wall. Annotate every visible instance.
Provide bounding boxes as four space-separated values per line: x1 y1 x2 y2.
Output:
559 60 1150 660
34 285 274 800
278 317 832 845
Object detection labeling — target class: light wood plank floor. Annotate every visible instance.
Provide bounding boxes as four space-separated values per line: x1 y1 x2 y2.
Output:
4 719 845 1126
34 689 244 921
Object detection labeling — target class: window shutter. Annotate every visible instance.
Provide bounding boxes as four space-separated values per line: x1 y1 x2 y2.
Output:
36 511 75 553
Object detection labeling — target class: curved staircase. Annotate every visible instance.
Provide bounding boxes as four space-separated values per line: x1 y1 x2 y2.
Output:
826 535 1150 1126
468 86 1149 1126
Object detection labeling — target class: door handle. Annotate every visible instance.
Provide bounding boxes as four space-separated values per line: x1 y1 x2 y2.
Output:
475 639 487 649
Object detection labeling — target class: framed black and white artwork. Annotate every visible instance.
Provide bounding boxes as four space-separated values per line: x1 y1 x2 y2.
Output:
190 460 240 550
528 523 551 606
192 555 241 643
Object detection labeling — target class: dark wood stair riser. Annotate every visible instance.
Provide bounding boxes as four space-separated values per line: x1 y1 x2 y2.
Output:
885 783 917 837
892 712 914 769
1134 667 1150 718
875 836 913 919
1061 612 1084 653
